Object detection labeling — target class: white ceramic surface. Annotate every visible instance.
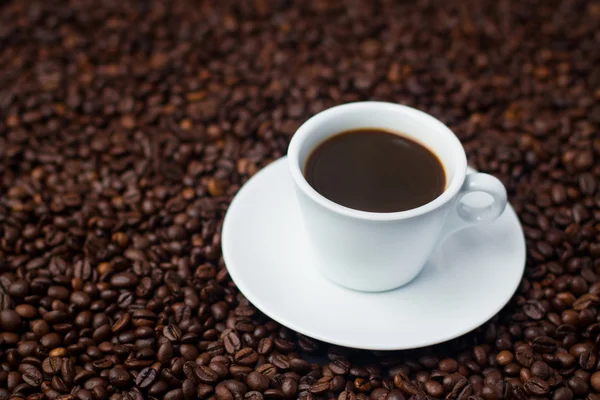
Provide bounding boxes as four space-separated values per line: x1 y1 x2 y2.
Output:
222 158 526 350
288 102 507 291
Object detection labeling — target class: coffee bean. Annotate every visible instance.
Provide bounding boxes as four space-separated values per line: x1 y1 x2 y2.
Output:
14 304 37 319
570 342 593 357
108 367 131 388
553 387 574 400
384 390 406 400
247 371 269 392
448 378 472 400
439 358 459 373
531 336 556 353
515 346 534 367
332 375 346 392
530 361 550 380
524 377 549 396
423 380 442 397
37 355 56 373
246 392 264 400
523 301 545 320
0 309 21 331
281 377 298 398
309 382 330 395
579 349 597 370
231 365 254 379
210 362 229 378
271 355 290 371
225 331 242 354
495 351 514 366
135 367 158 388
264 388 285 399
185 362 218 384
163 324 182 342
330 360 351 375
234 348 258 366
110 272 139 288
556 351 576 368
396 381 421 397
591 371 600 391
61 359 75 384
568 376 590 397
165 389 184 400
224 379 249 397
22 368 43 386
290 359 311 374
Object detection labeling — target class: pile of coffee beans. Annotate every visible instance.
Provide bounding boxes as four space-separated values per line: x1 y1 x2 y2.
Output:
0 0 599 399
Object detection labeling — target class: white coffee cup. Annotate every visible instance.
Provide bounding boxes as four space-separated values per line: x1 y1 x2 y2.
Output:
288 101 508 292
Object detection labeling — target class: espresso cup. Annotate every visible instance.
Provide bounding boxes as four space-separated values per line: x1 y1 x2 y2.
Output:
288 101 508 292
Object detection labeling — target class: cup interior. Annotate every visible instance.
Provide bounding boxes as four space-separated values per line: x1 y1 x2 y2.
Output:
288 102 467 219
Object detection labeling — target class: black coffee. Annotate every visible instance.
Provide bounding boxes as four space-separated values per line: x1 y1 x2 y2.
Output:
304 129 446 212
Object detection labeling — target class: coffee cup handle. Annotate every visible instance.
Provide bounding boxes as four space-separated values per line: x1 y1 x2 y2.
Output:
438 172 508 242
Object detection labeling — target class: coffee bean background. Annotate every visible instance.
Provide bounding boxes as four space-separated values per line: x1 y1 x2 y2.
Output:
0 0 599 399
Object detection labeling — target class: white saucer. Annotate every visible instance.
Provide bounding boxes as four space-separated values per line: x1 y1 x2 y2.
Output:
222 157 526 350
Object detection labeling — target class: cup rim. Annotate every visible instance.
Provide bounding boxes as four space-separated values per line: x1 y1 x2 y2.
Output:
287 101 467 221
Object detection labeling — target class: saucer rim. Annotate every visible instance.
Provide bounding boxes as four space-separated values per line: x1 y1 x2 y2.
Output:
222 157 526 350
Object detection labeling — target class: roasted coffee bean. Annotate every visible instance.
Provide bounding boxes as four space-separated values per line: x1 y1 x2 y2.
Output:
524 377 549 396
165 389 184 400
225 332 243 354
515 346 534 367
553 387 574 400
271 355 290 371
108 367 131 388
567 376 589 397
309 382 330 395
330 360 351 375
439 358 459 373
423 380 442 398
163 325 182 342
0 309 21 332
247 371 270 392
579 350 597 370
290 359 311 374
385 390 406 400
332 375 346 392
231 365 254 379
354 378 372 393
22 368 43 387
449 379 472 400
274 338 295 353
444 374 466 392
257 338 274 355
235 348 259 366
135 367 158 388
61 359 75 384
531 336 556 353
42 357 63 375
185 363 219 384
224 379 249 397
530 361 550 379
591 371 600 391
556 351 577 368
395 381 421 397
523 301 545 320
495 351 514 366
210 361 230 378
281 377 298 398
263 389 284 399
